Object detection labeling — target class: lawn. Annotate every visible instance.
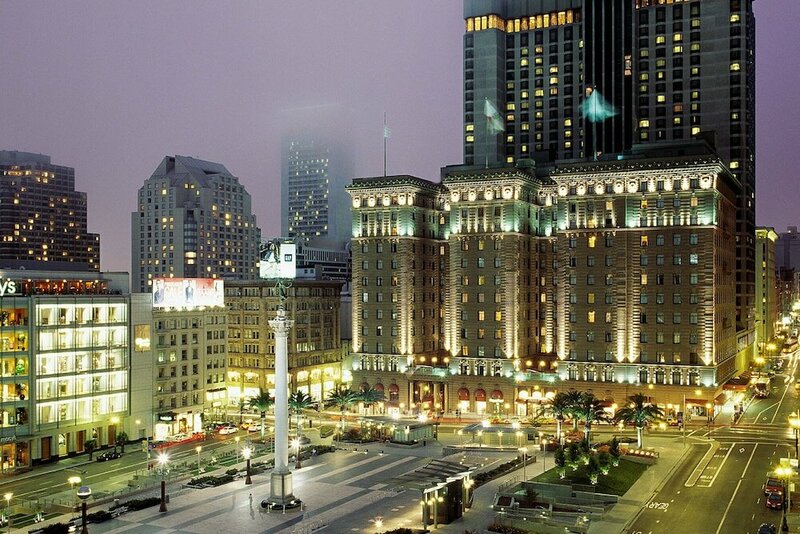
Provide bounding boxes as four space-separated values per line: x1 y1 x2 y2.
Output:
532 458 647 496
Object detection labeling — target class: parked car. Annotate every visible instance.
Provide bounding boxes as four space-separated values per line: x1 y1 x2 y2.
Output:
168 433 188 442
766 492 783 510
248 423 268 433
758 523 777 534
218 424 238 435
96 450 122 462
764 477 784 495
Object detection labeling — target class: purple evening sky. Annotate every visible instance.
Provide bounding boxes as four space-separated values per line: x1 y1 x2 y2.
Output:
0 1 798 272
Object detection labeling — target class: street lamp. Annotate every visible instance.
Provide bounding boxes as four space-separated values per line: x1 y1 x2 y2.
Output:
477 430 483 448
157 452 169 513
2 493 10 534
519 447 528 480
776 466 794 513
76 487 90 534
790 413 800 458
292 438 301 469
497 431 503 448
195 446 202 475
541 440 548 472
243 446 253 485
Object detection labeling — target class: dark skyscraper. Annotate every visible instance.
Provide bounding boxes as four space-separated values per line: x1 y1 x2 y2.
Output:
0 151 100 271
463 0 755 341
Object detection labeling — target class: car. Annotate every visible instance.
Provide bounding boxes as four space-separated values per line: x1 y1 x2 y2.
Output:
248 423 268 433
764 477 784 495
218 424 238 435
168 433 188 442
766 492 783 510
96 450 122 462
758 523 777 534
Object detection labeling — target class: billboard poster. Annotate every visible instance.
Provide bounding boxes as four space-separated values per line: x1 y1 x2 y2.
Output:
152 278 224 309
260 240 296 279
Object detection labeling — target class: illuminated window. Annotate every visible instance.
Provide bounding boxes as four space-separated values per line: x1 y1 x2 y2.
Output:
730 14 740 23
640 236 649 247
730 62 741 72
588 311 595 323
639 119 650 128
588 236 596 248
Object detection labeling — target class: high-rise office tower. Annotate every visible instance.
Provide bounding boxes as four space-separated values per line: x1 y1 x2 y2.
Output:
281 135 353 249
0 151 100 271
463 0 755 353
131 156 261 293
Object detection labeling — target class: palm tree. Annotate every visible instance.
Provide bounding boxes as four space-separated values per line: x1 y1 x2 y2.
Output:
326 388 358 430
548 392 572 445
573 393 608 444
614 393 665 449
249 391 274 441
563 390 584 431
288 391 314 438
359 388 385 415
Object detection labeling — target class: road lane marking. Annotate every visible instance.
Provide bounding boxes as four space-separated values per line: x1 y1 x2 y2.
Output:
685 442 720 487
755 402 779 422
714 443 758 534
772 372 794 424
700 442 735 488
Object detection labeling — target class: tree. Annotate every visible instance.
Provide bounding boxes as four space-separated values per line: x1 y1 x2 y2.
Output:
609 437 621 466
613 393 665 449
563 390 584 431
238 398 246 425
115 431 129 453
358 388 385 415
326 388 359 430
587 455 600 485
249 391 274 441
573 393 608 444
288 391 314 437
84 439 97 460
548 392 572 445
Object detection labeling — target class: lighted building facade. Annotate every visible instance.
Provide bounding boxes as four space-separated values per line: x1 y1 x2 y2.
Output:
225 280 344 406
0 269 130 471
463 0 756 374
348 145 740 418
0 151 100 271
755 227 778 353
131 155 261 293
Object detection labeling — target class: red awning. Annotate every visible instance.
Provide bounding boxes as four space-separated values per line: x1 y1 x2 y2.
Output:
458 388 470 401
475 389 486 401
388 383 399 393
491 389 504 401
374 383 385 392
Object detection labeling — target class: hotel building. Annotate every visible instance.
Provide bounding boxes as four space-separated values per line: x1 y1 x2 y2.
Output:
348 143 741 418
131 155 261 293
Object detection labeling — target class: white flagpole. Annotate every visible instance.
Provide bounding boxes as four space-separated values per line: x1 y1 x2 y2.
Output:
383 112 388 178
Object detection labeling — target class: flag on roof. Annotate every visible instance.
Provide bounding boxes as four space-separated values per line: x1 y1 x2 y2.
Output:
581 89 618 122
484 99 505 134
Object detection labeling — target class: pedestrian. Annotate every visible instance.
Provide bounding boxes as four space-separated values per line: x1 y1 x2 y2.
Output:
249 493 253 504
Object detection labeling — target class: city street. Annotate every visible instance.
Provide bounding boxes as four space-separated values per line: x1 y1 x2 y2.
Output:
629 353 800 534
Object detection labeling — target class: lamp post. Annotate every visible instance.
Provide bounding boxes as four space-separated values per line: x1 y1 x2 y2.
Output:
3 493 11 534
776 466 794 515
235 436 240 464
519 447 528 481
195 445 202 475
477 430 483 447
516 431 524 448
790 413 800 459
497 431 503 448
243 446 253 485
292 438 301 469
76 486 90 534
541 440 548 472
157 452 169 513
